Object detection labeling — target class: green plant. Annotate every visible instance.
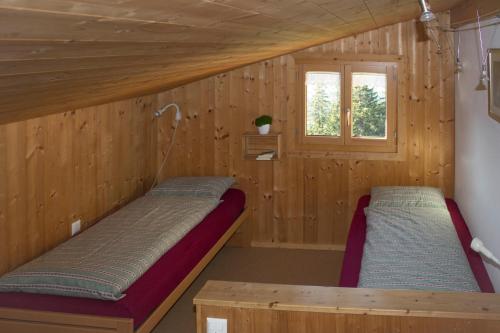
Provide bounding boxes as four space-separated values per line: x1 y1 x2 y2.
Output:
255 115 272 127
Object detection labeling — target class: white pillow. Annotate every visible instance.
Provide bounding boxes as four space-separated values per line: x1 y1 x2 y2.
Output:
370 186 446 209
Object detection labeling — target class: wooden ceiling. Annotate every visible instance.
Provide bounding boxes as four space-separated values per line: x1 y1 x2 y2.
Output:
0 0 464 123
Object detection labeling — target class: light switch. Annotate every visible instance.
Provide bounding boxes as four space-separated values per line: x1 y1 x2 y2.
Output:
207 317 227 333
71 220 81 236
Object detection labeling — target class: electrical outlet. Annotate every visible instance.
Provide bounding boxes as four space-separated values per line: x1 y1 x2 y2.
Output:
71 220 81 236
207 317 227 333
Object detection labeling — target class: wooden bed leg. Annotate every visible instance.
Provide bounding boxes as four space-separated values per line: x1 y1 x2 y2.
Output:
196 304 203 333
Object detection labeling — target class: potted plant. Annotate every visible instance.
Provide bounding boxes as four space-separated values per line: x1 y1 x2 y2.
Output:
255 115 272 135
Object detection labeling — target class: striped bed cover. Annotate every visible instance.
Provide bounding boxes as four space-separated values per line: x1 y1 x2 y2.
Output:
339 195 494 292
0 194 222 300
0 189 246 329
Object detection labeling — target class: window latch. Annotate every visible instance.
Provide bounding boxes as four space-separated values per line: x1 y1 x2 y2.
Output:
346 107 351 127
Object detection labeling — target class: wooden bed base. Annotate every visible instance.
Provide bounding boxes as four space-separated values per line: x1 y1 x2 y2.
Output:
0 209 250 333
194 281 500 333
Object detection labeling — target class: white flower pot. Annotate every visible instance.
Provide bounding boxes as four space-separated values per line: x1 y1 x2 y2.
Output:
257 124 271 135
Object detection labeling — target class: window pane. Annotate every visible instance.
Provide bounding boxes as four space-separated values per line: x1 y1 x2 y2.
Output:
351 72 387 139
305 72 341 137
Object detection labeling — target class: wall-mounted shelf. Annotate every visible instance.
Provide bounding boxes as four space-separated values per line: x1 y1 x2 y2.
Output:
242 132 281 160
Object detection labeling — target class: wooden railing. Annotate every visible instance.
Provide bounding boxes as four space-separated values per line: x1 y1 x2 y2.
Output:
194 281 500 333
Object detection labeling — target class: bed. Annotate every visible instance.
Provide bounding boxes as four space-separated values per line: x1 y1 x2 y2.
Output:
191 187 500 333
339 192 494 292
0 180 248 333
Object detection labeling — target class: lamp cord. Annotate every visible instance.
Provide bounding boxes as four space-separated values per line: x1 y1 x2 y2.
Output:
477 10 488 68
149 121 179 192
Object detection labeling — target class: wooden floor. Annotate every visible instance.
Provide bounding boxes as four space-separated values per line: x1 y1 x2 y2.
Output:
152 247 344 333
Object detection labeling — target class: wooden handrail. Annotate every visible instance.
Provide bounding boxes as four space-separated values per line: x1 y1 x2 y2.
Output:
194 280 500 321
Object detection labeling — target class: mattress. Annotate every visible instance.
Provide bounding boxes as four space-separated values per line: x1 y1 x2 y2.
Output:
339 195 494 293
0 188 246 329
0 194 221 300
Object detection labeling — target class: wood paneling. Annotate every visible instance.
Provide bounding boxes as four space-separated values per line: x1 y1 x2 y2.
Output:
451 0 500 27
0 0 462 123
0 96 158 275
0 14 455 276
195 281 500 333
198 308 500 333
195 281 500 320
155 15 455 248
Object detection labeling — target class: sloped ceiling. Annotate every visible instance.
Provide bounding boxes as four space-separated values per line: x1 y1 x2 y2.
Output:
0 0 463 123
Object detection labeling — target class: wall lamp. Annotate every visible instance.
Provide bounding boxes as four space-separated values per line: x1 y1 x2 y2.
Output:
155 103 182 122
418 0 436 23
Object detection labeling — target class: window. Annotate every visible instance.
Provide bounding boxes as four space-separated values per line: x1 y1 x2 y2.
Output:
306 71 341 137
297 61 398 153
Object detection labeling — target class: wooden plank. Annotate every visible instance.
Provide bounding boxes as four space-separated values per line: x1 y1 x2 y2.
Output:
44 112 74 248
0 7 244 43
0 40 275 61
0 53 258 77
25 116 46 259
250 241 345 251
0 307 134 333
0 124 7 273
5 121 29 268
450 0 500 27
197 305 500 333
194 281 500 321
78 106 99 224
439 15 455 198
0 0 257 27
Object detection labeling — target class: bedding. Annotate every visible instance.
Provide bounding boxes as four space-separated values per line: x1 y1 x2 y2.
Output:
359 186 479 292
339 194 494 293
0 188 246 329
0 194 220 300
370 186 447 209
359 205 480 292
151 176 235 199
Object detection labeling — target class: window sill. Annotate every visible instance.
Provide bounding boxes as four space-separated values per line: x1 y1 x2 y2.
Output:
287 148 406 161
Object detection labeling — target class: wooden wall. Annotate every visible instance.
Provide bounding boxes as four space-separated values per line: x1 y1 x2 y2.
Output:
156 14 455 249
0 14 454 275
0 96 158 275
